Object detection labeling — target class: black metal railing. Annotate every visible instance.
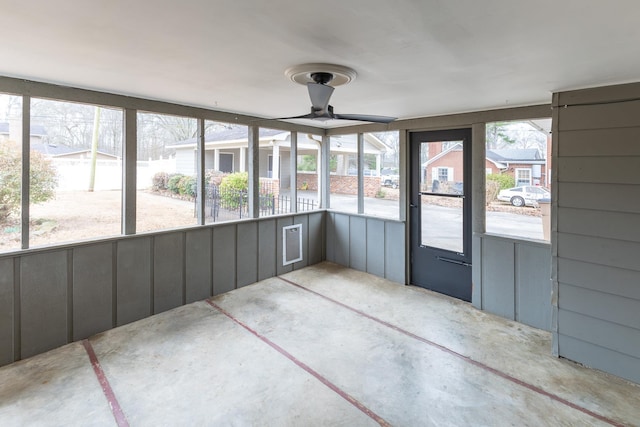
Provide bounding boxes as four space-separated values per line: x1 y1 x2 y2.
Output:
195 184 317 222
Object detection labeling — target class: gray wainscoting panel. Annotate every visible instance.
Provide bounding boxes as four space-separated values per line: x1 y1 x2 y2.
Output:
477 235 552 330
349 216 367 272
20 251 68 359
385 221 405 284
516 243 552 330
258 219 276 281
481 238 515 320
307 212 324 266
213 225 236 295
116 237 151 326
293 215 309 270
153 232 185 314
276 217 294 275
237 222 258 287
185 228 212 303
333 213 350 267
325 212 336 263
0 258 14 365
471 234 483 310
366 218 385 278
0 212 327 368
73 243 113 341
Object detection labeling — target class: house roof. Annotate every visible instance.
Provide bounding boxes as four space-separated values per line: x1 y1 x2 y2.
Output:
169 127 280 147
487 149 543 162
0 122 47 136
30 142 76 156
30 142 118 159
424 144 545 168
169 128 389 155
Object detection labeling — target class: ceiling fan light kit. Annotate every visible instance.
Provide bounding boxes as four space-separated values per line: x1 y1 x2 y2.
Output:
281 63 396 124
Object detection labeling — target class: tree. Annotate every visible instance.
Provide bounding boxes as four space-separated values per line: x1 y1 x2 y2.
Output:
486 121 547 153
0 141 58 223
297 155 317 172
486 122 517 149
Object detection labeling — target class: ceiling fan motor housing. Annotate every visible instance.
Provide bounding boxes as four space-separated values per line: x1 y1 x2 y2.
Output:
310 72 334 85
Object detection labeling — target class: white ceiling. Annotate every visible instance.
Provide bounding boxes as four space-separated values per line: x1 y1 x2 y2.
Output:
2 0 640 128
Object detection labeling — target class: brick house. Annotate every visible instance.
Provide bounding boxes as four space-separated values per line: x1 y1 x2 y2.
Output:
424 142 549 191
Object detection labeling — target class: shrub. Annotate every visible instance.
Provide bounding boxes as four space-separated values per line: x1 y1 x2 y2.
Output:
220 172 248 193
152 172 170 191
177 175 196 197
486 180 501 204
486 173 515 190
205 169 226 186
0 141 58 223
167 174 184 194
219 172 248 208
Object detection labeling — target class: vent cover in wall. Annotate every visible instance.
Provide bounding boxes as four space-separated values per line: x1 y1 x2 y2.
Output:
283 224 303 266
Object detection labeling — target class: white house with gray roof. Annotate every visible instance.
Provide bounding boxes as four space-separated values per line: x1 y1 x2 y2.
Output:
169 128 389 190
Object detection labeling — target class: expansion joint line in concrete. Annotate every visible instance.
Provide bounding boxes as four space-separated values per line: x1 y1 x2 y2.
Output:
205 299 392 427
82 339 130 427
277 276 626 427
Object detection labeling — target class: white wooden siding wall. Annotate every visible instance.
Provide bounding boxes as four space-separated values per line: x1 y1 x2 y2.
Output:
0 212 324 367
326 212 405 284
175 149 196 175
554 83 640 384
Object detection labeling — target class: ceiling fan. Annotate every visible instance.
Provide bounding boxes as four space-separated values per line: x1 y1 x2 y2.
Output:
279 64 396 124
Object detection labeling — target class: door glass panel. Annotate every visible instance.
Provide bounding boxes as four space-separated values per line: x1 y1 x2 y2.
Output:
419 141 464 253
420 196 463 253
420 140 464 194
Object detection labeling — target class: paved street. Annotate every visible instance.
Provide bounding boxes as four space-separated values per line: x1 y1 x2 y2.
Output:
296 192 546 242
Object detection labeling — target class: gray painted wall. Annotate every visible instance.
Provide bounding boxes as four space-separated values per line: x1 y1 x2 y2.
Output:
0 211 324 367
473 234 552 331
553 83 640 384
326 212 405 284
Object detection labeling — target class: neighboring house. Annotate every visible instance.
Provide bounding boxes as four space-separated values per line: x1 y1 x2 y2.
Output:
31 142 119 160
169 127 388 191
0 121 47 146
1 121 118 160
486 148 547 187
423 143 549 190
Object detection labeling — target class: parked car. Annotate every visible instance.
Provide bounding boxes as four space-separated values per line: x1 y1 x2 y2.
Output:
497 186 550 207
380 168 399 188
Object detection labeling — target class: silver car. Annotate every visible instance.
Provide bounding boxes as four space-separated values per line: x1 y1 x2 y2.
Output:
497 186 550 207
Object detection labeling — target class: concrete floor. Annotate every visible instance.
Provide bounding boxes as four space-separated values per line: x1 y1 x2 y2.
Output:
1 263 638 426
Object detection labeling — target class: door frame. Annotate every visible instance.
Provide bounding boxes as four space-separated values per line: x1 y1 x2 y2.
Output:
408 127 473 301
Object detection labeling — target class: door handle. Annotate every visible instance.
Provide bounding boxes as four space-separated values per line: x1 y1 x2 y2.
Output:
410 204 418 208
437 256 471 267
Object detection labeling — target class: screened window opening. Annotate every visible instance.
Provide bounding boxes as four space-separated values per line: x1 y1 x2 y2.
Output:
485 119 552 241
27 98 123 247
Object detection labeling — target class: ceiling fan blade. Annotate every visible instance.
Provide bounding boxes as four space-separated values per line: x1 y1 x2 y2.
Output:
307 83 334 111
272 113 316 120
333 113 397 124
